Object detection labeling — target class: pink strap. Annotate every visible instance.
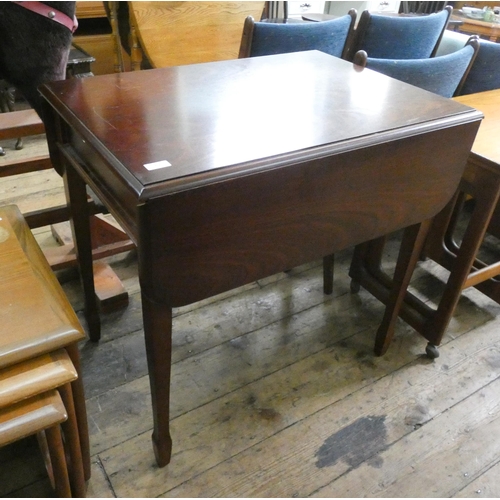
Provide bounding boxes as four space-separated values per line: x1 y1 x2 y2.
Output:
12 1 78 33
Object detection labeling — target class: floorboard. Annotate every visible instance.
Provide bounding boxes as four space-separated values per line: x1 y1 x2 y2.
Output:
1 161 500 497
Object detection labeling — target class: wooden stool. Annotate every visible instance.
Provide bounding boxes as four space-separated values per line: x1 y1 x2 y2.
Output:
0 391 71 498
0 350 85 497
0 204 90 481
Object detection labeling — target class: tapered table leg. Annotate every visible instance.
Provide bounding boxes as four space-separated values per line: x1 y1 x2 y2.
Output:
63 163 101 341
141 291 173 467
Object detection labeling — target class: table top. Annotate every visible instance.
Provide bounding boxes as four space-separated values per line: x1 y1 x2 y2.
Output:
40 51 478 195
40 50 483 307
454 89 500 164
0 205 84 368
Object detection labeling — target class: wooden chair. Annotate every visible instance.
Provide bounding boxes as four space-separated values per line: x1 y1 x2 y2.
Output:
0 204 90 481
128 1 266 69
347 6 452 61
459 38 500 96
0 350 85 497
0 391 72 497
436 31 500 97
352 36 479 98
239 10 356 59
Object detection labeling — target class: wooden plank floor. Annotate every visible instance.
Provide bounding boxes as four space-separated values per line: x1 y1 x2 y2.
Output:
2 140 500 497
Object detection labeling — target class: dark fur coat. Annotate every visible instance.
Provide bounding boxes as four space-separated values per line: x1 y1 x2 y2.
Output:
0 1 76 118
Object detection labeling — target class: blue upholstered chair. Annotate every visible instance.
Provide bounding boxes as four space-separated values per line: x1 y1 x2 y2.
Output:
352 36 479 98
238 11 356 60
459 38 500 95
348 7 452 61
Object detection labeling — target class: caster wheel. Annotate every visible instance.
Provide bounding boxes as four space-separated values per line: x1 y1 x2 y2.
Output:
425 343 440 359
15 138 23 150
350 280 360 293
0 147 5 157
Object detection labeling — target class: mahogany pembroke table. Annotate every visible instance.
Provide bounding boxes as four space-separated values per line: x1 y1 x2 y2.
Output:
39 51 482 466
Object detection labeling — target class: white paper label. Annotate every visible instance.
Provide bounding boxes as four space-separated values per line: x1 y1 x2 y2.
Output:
144 160 172 171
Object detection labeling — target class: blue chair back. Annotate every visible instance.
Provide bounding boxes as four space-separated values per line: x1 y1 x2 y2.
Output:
459 39 500 95
350 7 452 60
239 12 356 60
354 37 479 98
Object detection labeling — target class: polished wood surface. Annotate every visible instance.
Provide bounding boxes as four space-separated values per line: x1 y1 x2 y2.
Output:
0 391 66 445
39 50 482 467
0 350 76 408
0 206 84 367
454 89 500 162
129 1 265 68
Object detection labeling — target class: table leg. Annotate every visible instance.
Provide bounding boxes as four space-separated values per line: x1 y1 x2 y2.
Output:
374 220 431 356
45 425 72 498
59 383 86 497
63 163 101 341
141 291 173 467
